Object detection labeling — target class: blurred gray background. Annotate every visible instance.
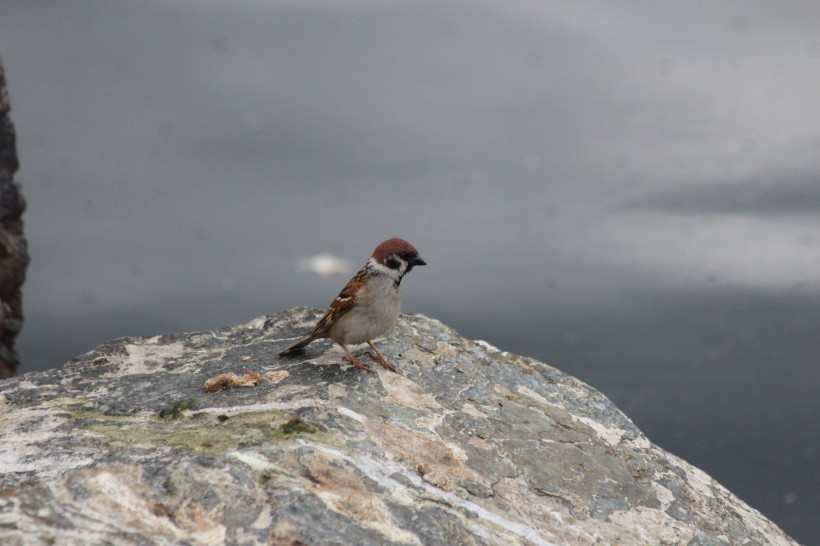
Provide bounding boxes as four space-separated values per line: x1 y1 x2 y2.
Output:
1 1 818 542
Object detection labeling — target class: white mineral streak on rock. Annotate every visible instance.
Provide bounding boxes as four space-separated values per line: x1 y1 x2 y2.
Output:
250 504 273 530
337 405 368 423
310 443 559 546
199 398 327 416
243 316 268 329
605 506 695 544
327 383 348 399
379 369 442 410
652 480 676 511
517 385 552 407
121 341 186 375
229 450 277 472
474 339 501 352
573 415 626 447
680 458 717 498
518 384 627 446
460 402 486 418
414 411 447 430
0 408 94 475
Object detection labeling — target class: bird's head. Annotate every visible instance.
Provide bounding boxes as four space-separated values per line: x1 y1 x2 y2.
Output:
370 238 426 282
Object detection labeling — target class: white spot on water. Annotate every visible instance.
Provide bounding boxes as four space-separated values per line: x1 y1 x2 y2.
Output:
784 492 797 504
298 253 352 276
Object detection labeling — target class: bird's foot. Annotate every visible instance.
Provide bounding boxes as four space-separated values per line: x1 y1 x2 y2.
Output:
366 350 397 373
343 353 374 373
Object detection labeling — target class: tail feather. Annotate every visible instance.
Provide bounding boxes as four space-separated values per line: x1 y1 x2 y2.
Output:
278 332 319 356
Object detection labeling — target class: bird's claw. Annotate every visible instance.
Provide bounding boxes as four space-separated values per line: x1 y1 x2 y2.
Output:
343 354 374 373
367 351 397 373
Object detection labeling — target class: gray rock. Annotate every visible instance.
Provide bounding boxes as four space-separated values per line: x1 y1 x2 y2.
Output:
0 56 28 378
0 310 797 545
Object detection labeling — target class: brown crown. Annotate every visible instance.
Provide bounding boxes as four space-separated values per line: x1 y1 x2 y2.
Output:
371 238 420 262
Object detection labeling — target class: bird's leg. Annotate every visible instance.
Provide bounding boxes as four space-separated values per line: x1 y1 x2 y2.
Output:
340 343 373 373
366 341 397 373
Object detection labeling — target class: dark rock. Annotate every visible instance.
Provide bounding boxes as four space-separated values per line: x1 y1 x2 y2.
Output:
0 311 797 545
0 56 28 378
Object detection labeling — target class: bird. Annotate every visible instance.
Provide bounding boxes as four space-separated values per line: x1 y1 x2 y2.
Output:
278 238 426 373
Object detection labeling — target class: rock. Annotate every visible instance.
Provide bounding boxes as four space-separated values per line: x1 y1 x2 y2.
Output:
0 56 28 378
0 310 796 545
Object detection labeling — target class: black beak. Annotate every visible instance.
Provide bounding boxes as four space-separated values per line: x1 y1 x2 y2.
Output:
409 256 427 267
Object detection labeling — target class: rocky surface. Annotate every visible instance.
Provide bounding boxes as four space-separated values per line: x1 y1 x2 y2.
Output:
0 57 28 378
0 310 797 545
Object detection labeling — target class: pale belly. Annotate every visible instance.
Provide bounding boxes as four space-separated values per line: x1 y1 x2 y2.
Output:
328 278 401 345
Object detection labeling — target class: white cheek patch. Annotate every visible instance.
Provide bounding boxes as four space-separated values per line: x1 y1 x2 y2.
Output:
367 258 402 279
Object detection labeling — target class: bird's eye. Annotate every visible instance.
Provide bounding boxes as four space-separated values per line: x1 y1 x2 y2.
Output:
385 257 401 269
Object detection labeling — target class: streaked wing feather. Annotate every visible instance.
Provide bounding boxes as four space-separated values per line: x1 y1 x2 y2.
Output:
309 272 364 336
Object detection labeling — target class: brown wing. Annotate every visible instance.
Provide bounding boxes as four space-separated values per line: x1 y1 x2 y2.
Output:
307 270 365 337
278 270 367 355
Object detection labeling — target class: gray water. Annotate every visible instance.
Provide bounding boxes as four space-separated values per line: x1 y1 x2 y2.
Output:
2 1 819 542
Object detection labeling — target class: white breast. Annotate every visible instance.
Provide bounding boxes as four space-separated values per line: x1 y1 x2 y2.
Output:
329 274 401 346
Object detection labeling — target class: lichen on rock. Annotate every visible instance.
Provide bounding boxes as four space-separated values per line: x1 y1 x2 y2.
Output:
0 310 797 545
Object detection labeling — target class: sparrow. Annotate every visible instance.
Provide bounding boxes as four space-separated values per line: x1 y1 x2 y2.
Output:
278 238 426 373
